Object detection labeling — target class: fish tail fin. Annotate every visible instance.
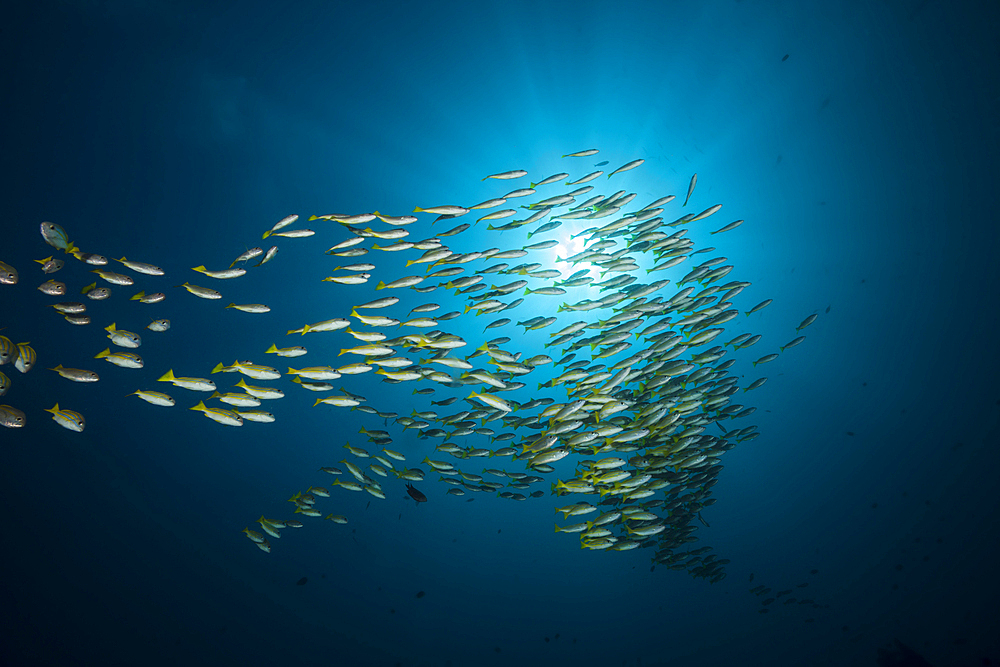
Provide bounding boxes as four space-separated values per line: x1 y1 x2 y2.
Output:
301 325 311 335
129 292 145 301
190 401 206 412
225 303 236 309
94 348 110 359
158 369 175 382
265 344 277 353
192 266 206 273
375 281 386 290
262 232 271 239
211 363 226 374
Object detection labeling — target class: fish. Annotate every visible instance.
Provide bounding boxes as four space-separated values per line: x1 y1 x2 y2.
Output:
562 149 599 157
237 410 275 423
190 400 243 426
265 344 307 357
683 173 697 206
0 261 18 285
0 404 26 428
230 247 264 267
191 266 246 279
147 319 171 332
34 256 64 273
0 337 18 366
710 219 744 235
288 366 342 381
607 159 644 178
105 323 141 348
82 283 110 300
132 390 175 407
95 348 143 369
318 213 376 225
566 171 603 185
114 257 164 275
212 360 280 381
157 370 216 392
482 169 527 181
797 314 818 331
211 391 261 408
71 251 108 265
414 205 469 216
90 269 133 286
531 173 570 188
780 336 806 352
406 483 428 503
287 318 350 335
373 212 418 226
177 282 222 299
745 299 772 316
314 396 360 408
225 303 271 313
355 297 399 310
49 365 99 382
262 214 299 239
37 280 66 296
254 246 279 267
477 209 517 224
39 222 73 252
752 353 779 367
130 291 166 304
234 378 284 399
270 229 315 238
5 147 815 586
13 343 36 373
44 403 85 432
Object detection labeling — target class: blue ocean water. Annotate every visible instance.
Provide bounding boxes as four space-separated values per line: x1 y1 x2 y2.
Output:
2 1 998 666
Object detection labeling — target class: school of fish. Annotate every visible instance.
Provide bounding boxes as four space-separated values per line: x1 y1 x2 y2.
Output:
1 149 819 580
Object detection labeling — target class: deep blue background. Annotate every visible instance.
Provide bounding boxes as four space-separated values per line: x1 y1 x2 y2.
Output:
2 1 998 666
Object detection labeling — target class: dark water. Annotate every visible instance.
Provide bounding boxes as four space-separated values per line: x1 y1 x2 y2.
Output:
2 1 998 666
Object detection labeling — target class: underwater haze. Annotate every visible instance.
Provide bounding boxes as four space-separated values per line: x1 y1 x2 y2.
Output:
2 1 999 667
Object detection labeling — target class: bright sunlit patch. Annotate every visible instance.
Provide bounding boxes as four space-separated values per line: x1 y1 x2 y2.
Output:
552 230 598 278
